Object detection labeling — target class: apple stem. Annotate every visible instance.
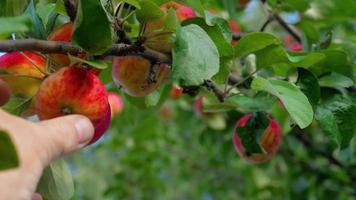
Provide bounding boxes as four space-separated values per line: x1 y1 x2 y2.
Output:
62 107 73 115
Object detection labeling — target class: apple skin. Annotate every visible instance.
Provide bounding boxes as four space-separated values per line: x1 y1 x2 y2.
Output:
0 51 46 97
233 113 282 164
108 92 124 118
0 79 11 106
170 85 183 99
112 56 169 97
229 20 241 46
48 23 73 67
284 35 303 52
35 66 110 145
162 2 195 22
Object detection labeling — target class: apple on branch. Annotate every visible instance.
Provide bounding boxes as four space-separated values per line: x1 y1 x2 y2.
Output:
35 66 111 145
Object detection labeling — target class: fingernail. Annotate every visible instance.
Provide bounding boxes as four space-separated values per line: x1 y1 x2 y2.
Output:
32 193 43 200
74 117 94 146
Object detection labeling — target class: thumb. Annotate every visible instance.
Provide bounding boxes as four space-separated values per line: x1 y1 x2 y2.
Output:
36 115 94 164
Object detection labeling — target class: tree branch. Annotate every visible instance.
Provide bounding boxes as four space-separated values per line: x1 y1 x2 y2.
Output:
203 80 225 102
0 39 171 64
261 0 301 43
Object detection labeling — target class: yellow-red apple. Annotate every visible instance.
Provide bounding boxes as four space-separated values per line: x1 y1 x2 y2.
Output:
35 66 110 144
233 113 282 164
48 23 73 67
112 56 169 97
0 51 46 97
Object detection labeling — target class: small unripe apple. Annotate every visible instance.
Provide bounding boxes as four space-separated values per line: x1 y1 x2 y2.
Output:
36 66 110 145
233 113 282 164
48 23 73 67
108 92 124 118
0 51 46 97
112 56 169 97
170 85 183 99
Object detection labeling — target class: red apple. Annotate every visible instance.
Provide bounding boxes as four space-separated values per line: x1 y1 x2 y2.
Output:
233 113 282 164
48 23 73 67
284 35 303 52
108 92 124 118
170 85 183 99
0 51 46 97
0 79 11 106
112 56 169 97
229 20 241 46
35 66 110 145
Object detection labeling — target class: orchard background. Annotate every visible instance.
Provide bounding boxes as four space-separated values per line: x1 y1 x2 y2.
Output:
0 0 356 199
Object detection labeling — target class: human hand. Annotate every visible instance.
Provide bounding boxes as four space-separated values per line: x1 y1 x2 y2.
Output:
0 80 94 200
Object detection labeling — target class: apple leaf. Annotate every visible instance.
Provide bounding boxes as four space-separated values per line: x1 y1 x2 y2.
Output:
25 0 47 39
315 96 356 149
2 95 32 116
296 68 320 111
37 159 75 200
173 24 219 86
182 17 234 58
251 77 314 129
234 32 282 58
72 0 113 55
69 55 109 69
0 15 32 39
0 130 19 170
319 73 354 89
136 0 164 23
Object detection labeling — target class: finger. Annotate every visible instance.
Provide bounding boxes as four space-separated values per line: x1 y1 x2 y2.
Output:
32 193 43 200
0 79 11 106
37 115 94 165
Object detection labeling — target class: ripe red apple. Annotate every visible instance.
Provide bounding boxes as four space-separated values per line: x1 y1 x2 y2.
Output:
162 2 195 22
170 85 183 99
0 51 46 97
48 23 73 67
284 35 303 52
233 113 282 164
35 66 110 145
108 92 124 118
229 20 241 46
112 56 169 97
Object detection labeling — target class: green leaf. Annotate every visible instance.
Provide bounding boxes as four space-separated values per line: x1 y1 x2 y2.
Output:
37 159 74 200
251 77 314 129
234 32 281 58
236 112 270 154
228 93 276 113
2 96 32 116
136 0 164 23
172 24 219 86
55 0 66 16
123 0 141 9
296 68 320 111
182 17 234 58
319 73 354 88
69 55 109 69
25 0 47 39
0 0 29 17
312 50 353 78
315 96 356 149
0 15 32 39
72 0 113 55
36 3 56 30
0 130 19 170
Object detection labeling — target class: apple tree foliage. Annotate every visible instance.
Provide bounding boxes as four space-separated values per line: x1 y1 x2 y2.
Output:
0 0 356 199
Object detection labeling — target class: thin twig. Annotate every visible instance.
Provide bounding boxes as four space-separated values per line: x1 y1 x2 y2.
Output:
225 70 257 95
260 17 273 32
203 80 226 102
